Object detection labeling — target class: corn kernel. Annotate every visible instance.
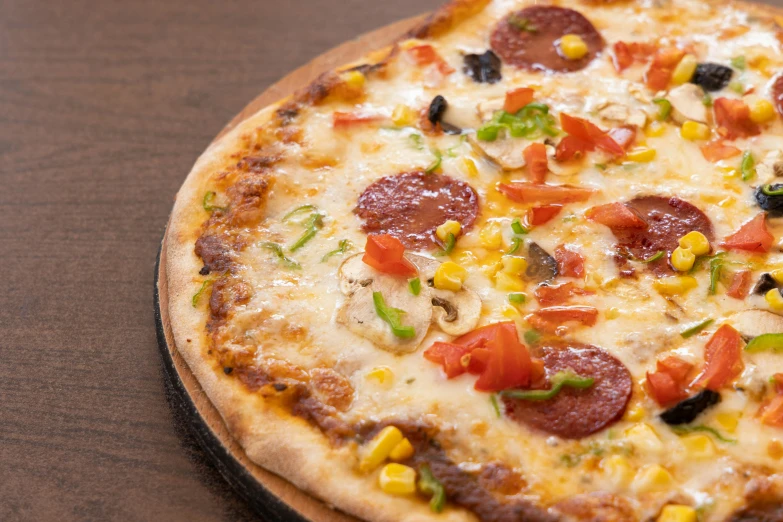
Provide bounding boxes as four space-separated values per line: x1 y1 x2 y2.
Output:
341 70 365 90
646 121 667 137
680 433 716 459
360 426 404 473
624 403 645 422
391 104 416 126
625 423 663 454
632 464 675 493
559 34 588 60
766 288 783 310
366 366 394 387
657 505 697 522
721 167 740 179
495 272 526 292
378 463 416 495
436 220 462 242
770 268 783 285
750 99 776 124
680 121 711 141
716 412 740 433
605 307 621 320
462 157 479 177
626 147 657 163
653 276 698 296
480 221 503 250
672 54 698 85
678 231 711 256
671 246 696 272
501 256 528 275
601 455 634 489
434 261 467 291
389 438 414 462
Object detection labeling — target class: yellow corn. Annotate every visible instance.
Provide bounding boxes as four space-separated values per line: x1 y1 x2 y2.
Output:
480 221 503 250
672 54 698 85
770 268 783 285
625 423 663 454
671 246 696 272
559 34 588 60
721 167 740 179
766 288 783 310
434 261 468 291
366 366 394 387
436 220 462 242
389 438 415 462
495 272 526 292
716 412 740 433
605 307 621 320
624 403 645 422
657 505 697 522
341 70 365 89
678 231 711 256
750 99 776 124
501 304 520 319
632 464 675 493
601 455 634 489
500 256 528 275
654 276 698 296
378 463 416 495
626 147 657 163
680 121 711 141
391 104 416 126
646 121 667 137
360 426 404 473
462 157 479 177
680 434 716 459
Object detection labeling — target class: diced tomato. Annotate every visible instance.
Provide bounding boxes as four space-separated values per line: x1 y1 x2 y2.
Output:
504 87 534 113
773 373 783 394
466 347 491 375
607 125 637 151
498 182 596 204
693 324 744 391
586 202 647 229
526 306 598 334
612 41 634 71
362 234 417 277
529 204 563 226
407 44 455 75
713 98 760 139
332 111 382 129
721 213 774 253
560 114 625 156
645 47 686 91
726 269 752 299
700 140 742 162
646 356 694 406
554 245 586 278
555 135 592 162
760 373 783 427
524 142 549 184
423 342 472 378
534 282 593 306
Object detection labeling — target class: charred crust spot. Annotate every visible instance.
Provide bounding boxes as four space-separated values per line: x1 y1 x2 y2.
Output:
199 266 210 276
272 382 288 392
223 367 233 375
194 234 234 274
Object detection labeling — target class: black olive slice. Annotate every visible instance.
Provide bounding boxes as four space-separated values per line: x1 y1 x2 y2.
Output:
753 273 778 295
755 183 783 215
660 389 721 425
690 63 733 92
426 95 461 135
463 50 502 84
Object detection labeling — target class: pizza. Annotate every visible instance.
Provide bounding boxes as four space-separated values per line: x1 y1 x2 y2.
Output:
164 0 783 520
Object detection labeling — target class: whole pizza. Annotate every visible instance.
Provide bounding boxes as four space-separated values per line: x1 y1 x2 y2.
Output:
164 0 783 519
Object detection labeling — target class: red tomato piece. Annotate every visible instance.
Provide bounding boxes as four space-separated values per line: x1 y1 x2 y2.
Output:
773 373 783 394
332 111 382 129
423 342 472 378
646 356 694 406
721 213 774 253
726 269 752 299
503 87 534 113
555 135 592 162
560 113 625 156
362 234 417 276
612 41 633 71
498 182 595 204
407 44 455 75
693 324 743 391
524 142 549 184
760 394 783 428
586 202 648 229
525 306 598 334
645 47 685 91
554 245 586 278
534 282 593 306
607 125 637 151
699 140 742 162
713 98 760 139
529 204 563 226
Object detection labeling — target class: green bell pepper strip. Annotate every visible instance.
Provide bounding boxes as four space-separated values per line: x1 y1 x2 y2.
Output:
202 191 226 212
282 204 317 222
408 277 421 296
741 150 756 181
372 291 415 339
192 280 213 307
321 239 352 262
681 319 714 339
261 242 301 269
652 98 672 120
434 232 456 257
762 184 783 196
289 213 323 252
501 370 594 401
417 465 446 513
670 424 737 444
744 333 783 353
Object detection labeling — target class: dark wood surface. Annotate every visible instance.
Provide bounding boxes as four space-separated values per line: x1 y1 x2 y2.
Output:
0 1 439 521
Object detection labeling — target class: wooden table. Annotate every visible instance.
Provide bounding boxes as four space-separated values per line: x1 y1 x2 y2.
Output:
0 1 439 520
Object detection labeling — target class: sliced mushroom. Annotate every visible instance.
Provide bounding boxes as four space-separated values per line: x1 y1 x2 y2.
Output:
597 101 630 122
468 134 528 171
755 150 783 183
730 309 783 340
430 287 481 336
666 83 708 124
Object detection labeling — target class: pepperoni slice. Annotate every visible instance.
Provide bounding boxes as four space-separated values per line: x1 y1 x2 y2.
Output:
610 196 713 276
355 171 479 250
503 344 632 439
772 74 783 116
490 6 604 73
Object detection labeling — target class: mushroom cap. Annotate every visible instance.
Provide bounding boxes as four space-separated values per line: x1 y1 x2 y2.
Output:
730 309 783 339
468 134 528 171
667 83 708 124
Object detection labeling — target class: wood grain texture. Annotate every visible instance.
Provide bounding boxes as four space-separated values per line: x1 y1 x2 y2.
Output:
0 1 439 521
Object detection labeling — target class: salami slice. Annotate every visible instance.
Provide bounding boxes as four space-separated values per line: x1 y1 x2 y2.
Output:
772 74 783 116
355 171 479 250
503 343 632 439
612 196 714 276
490 6 603 73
